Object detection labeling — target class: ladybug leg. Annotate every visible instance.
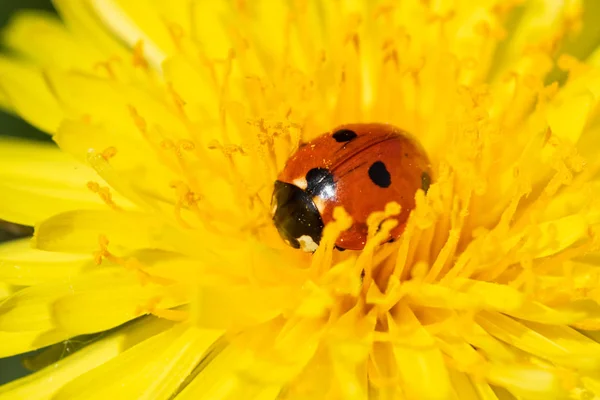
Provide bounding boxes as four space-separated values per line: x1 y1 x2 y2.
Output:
375 220 396 244
421 171 431 193
334 245 346 252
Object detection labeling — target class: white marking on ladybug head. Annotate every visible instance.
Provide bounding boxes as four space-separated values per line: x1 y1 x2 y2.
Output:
271 196 278 216
297 235 319 253
292 177 307 190
312 197 326 214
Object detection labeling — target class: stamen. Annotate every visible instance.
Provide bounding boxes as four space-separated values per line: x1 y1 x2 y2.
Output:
93 58 120 80
169 180 199 229
167 83 187 117
128 105 148 133
158 138 203 194
557 54 590 80
357 203 401 293
93 234 111 265
427 192 470 282
310 207 353 278
391 216 418 281
168 180 229 235
474 20 506 41
368 344 399 388
219 49 236 144
166 22 185 50
492 1 525 16
101 146 118 161
86 181 121 211
132 40 149 70
248 118 281 177
511 235 599 291
136 297 190 321
436 337 488 377
207 140 247 156
510 142 588 235
93 235 175 286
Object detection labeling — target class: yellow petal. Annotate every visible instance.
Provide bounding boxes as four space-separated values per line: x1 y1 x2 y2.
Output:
328 348 368 400
540 181 600 222
0 282 11 300
0 58 62 133
22 331 106 371
501 214 590 260
52 282 189 336
391 306 453 400
476 311 600 371
279 347 341 399
89 0 172 69
489 0 573 81
53 324 222 400
0 317 174 400
0 267 136 332
0 329 70 358
192 285 299 331
508 298 600 326
486 364 570 400
404 280 525 313
146 0 191 36
178 316 323 400
545 92 593 147
0 182 105 228
161 55 220 125
554 67 600 128
53 119 179 210
173 342 283 400
32 210 185 254
0 238 93 286
0 137 135 226
52 0 131 61
43 69 187 138
448 368 500 400
2 11 102 70
188 1 232 59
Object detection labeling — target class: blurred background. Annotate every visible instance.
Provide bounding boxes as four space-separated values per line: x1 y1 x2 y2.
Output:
0 0 56 385
0 0 54 143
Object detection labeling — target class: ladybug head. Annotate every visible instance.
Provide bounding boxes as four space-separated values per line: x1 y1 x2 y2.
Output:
271 180 324 252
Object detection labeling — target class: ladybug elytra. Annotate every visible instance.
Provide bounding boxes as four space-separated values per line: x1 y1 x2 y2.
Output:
271 123 432 252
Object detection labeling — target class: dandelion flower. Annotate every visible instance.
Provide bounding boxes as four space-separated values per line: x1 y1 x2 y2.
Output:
1 0 600 399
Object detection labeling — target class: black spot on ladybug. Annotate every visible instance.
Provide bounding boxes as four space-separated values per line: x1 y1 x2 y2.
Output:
332 129 358 143
298 142 308 148
305 167 336 199
368 161 391 188
421 172 431 194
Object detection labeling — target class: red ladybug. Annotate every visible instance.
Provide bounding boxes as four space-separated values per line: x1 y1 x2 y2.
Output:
271 123 432 252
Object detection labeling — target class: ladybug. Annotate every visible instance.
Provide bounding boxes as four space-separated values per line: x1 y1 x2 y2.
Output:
271 123 432 252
